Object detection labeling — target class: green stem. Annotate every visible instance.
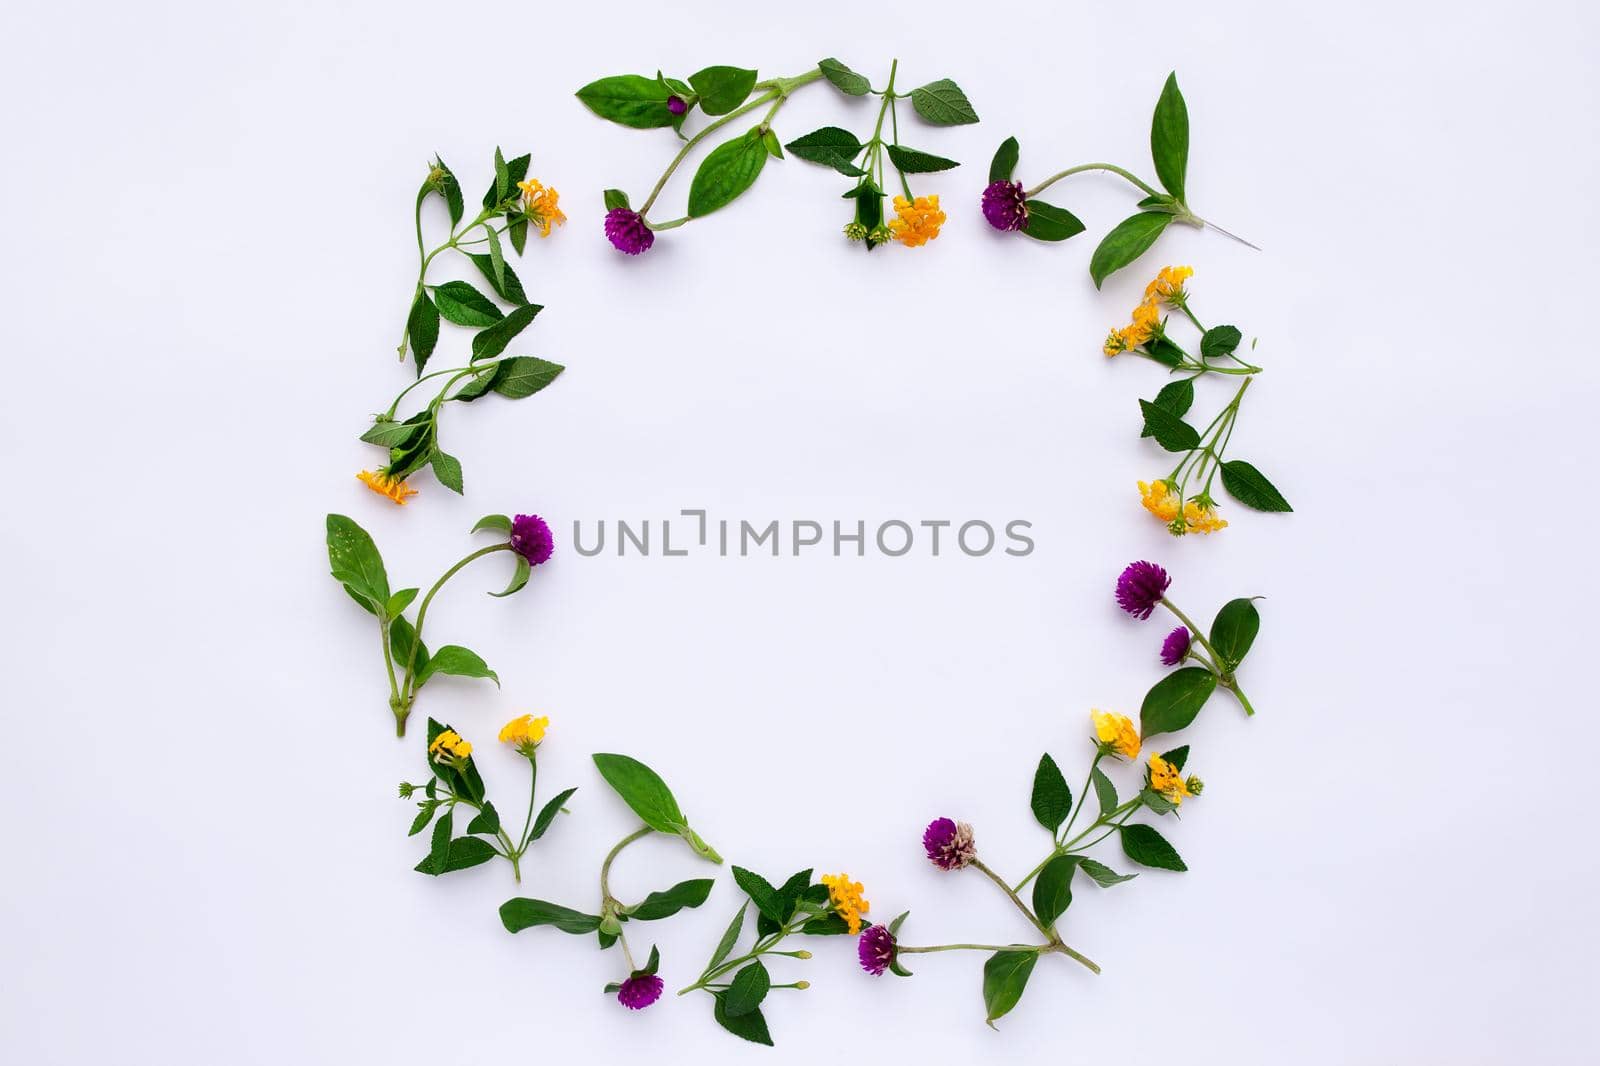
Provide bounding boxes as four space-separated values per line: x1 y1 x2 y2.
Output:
1058 751 1103 843
396 544 513 722
600 825 654 905
899 942 1049 955
971 859 1053 942
1164 594 1264 715
1026 163 1160 200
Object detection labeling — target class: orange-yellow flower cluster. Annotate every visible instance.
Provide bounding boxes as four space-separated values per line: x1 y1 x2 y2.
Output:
1104 266 1193 356
516 178 567 238
888 194 945 248
1148 753 1194 805
821 872 870 934
1144 265 1193 306
1091 710 1141 760
357 469 417 505
428 728 473 763
1138 479 1228 536
498 714 549 754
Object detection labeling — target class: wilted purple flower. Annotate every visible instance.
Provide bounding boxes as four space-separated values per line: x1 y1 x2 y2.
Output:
604 208 655 255
616 972 664 1010
510 514 554 566
1160 626 1191 666
922 817 976 871
858 924 896 976
667 95 688 116
1115 560 1170 620
981 180 1028 231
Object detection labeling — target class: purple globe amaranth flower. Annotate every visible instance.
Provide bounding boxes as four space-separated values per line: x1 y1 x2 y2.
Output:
1160 626 1192 666
922 817 977 871
510 514 554 566
858 923 896 976
981 180 1028 231
604 208 655 255
616 972 664 1010
1115 560 1171 620
667 95 688 116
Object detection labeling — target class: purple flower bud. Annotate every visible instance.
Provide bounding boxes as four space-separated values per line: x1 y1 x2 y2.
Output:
981 180 1028 231
616 972 664 1010
510 514 554 566
667 95 687 116
922 817 976 871
604 207 655 255
858 924 896 976
1160 626 1191 666
1115 560 1170 620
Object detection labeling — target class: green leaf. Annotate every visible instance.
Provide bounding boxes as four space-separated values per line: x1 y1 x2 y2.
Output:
629 878 714 921
576 74 675 129
507 215 528 255
1120 823 1187 871
492 356 564 399
1221 460 1293 512
1201 325 1242 358
712 991 773 1046
1162 744 1190 771
1020 199 1085 242
982 950 1038 1028
687 131 769 218
471 304 542 361
818 57 870 96
723 961 771 1017
429 450 463 495
468 253 528 304
499 898 605 935
910 78 980 125
1140 666 1217 738
489 554 531 599
886 145 959 173
1150 72 1190 202
389 616 428 677
1138 399 1201 452
360 418 426 448
492 147 509 202
433 156 464 225
989 136 1019 184
1146 334 1186 368
1091 766 1118 816
418 810 452 874
1152 378 1195 420
1090 212 1173 289
731 866 785 923
783 127 865 175
466 801 500 835
762 129 783 159
326 515 389 615
416 645 498 689
529 786 577 840
1078 857 1137 886
603 188 630 212
472 513 512 534
485 227 506 293
592 753 686 833
1030 753 1072 833
431 280 503 329
706 903 747 971
452 367 499 402
689 65 757 115
415 835 497 875
1031 855 1078 926
1210 598 1261 671
406 291 439 372
407 802 437 837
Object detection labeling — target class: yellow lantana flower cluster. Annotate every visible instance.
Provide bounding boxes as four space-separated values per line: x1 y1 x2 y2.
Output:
1139 478 1228 536
357 469 418 505
516 178 567 238
821 872 870 934
1148 753 1194 806
888 194 945 248
498 714 549 755
429 728 473 763
1092 709 1141 760
1144 265 1193 306
1103 266 1193 357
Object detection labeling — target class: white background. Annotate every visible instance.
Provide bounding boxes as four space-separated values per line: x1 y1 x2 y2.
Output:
2 1 1596 1062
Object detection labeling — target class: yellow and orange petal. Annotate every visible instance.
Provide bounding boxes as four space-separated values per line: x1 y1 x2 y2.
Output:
1183 501 1228 535
1127 300 1162 345
887 194 946 248
1148 753 1193 805
517 178 567 238
428 728 473 762
1144 265 1194 305
1091 709 1142 760
358 469 417 505
1104 327 1133 357
820 872 870 934
498 714 550 749
1139 479 1182 523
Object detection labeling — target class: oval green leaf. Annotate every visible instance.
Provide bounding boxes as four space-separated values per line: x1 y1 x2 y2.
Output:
687 132 769 218
1140 666 1217 738
1150 72 1190 201
1090 211 1173 289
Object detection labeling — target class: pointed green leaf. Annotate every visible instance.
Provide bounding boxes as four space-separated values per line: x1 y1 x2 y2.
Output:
1210 598 1261 670
1030 753 1072 833
499 898 605 934
592 753 685 833
1139 399 1201 452
982 950 1038 1027
416 645 498 689
1078 857 1137 886
429 450 463 495
1150 72 1190 201
1120 823 1187 871
1140 666 1217 738
406 291 439 372
910 78 979 125
1221 460 1293 512
1090 212 1173 288
818 57 870 96
687 132 769 217
989 136 1019 184
471 304 542 361
706 903 747 971
492 356 564 399
629 878 714 921
1020 199 1085 242
689 65 758 115
712 991 773 1045
1031 855 1078 926
723 960 771 1017
326 514 389 615
886 145 959 173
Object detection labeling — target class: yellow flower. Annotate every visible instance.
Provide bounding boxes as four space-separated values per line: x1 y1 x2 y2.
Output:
821 872 870 934
1182 500 1228 535
1144 265 1194 305
1139 479 1182 523
1091 709 1141 760
1127 300 1162 345
887 194 945 248
1103 327 1133 357
357 469 417 505
498 714 549 753
1148 753 1194 805
516 178 567 238
428 729 473 763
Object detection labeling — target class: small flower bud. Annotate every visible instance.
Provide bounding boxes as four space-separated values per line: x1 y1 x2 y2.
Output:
1185 774 1205 796
843 221 868 241
867 223 894 246
398 782 415 798
667 95 688 116
795 950 813 960
794 980 811 990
